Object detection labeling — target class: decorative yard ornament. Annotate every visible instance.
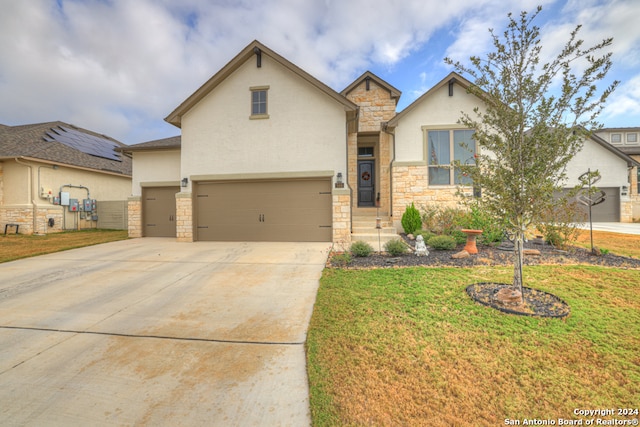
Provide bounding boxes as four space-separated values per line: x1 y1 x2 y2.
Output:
577 169 605 254
415 235 429 256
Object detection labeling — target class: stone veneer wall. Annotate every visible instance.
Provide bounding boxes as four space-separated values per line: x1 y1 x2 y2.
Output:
0 206 64 234
176 192 193 242
392 164 465 231
127 196 142 238
345 79 397 214
332 189 351 244
0 163 3 207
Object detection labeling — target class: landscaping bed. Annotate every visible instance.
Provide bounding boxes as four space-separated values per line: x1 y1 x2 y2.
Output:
330 237 640 269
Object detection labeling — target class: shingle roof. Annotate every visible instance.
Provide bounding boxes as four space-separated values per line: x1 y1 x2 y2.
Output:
118 135 181 152
0 121 131 176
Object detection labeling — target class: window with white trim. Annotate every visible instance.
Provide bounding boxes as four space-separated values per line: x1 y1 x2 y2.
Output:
427 129 476 185
611 133 622 144
626 133 638 144
250 86 269 118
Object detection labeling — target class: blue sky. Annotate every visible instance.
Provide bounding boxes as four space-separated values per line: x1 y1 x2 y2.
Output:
1 0 638 144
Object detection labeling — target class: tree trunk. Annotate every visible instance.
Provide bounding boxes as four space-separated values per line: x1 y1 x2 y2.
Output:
512 229 525 304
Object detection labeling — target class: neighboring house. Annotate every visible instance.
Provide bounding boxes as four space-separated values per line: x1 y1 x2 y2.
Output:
123 40 638 244
595 127 640 219
0 121 132 234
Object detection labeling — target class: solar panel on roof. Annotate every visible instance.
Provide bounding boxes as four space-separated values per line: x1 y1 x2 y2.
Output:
45 126 121 161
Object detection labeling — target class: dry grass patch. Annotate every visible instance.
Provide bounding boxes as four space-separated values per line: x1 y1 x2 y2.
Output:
0 229 129 263
574 229 640 258
307 266 640 426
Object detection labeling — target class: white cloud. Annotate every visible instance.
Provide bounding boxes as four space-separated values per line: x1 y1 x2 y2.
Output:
0 0 638 144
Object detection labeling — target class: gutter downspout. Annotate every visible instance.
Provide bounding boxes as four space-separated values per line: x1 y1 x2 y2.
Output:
15 158 38 234
345 107 360 235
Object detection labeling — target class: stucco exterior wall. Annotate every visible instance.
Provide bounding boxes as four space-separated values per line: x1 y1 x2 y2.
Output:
394 83 481 162
131 150 181 196
180 54 348 186
0 159 131 234
563 140 630 188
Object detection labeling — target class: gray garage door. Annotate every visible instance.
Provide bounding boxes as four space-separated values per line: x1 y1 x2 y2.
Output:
566 187 620 222
195 179 332 242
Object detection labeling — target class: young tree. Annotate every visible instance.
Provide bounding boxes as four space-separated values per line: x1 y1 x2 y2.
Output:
446 6 618 302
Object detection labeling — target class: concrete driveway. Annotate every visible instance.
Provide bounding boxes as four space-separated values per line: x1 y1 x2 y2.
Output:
0 239 331 426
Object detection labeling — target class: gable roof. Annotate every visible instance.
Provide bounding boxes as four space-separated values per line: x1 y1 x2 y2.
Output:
119 135 181 153
387 71 474 128
588 131 640 168
341 71 402 103
165 40 358 128
0 121 132 176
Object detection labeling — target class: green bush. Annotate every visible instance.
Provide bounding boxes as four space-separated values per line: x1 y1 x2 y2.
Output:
456 204 504 245
427 235 457 250
401 203 422 235
384 238 408 256
350 240 374 257
413 229 435 242
331 252 351 266
447 229 468 245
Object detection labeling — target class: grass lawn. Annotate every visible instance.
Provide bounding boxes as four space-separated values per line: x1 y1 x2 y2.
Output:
575 229 640 258
307 265 640 426
0 229 129 263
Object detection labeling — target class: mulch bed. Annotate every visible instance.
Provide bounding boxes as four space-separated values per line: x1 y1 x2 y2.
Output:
465 283 571 318
329 237 640 270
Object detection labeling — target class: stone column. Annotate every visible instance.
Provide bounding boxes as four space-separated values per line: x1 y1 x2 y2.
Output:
127 196 142 238
176 192 193 242
332 189 351 245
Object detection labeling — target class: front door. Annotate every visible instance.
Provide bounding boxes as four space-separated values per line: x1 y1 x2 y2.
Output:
358 160 375 207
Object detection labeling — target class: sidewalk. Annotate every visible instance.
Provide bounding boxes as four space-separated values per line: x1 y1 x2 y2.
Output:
578 222 640 235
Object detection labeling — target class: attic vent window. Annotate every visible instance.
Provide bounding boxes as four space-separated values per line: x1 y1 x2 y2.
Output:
250 86 269 119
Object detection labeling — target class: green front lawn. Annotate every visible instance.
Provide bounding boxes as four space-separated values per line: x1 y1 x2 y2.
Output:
306 266 640 426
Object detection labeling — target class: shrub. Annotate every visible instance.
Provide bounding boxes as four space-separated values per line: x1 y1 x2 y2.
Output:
401 203 422 235
537 197 585 250
384 238 408 256
331 252 351 267
413 229 435 242
447 229 468 245
350 240 374 257
420 204 439 232
456 204 505 245
427 235 456 250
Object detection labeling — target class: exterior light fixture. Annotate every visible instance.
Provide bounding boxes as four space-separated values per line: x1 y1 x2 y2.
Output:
335 172 344 188
181 177 189 187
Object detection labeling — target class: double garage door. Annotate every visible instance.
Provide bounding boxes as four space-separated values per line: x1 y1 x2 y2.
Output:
195 179 332 242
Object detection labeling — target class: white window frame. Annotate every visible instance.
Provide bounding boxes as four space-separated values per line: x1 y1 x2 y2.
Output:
424 128 476 186
626 133 638 144
611 133 622 144
250 86 269 119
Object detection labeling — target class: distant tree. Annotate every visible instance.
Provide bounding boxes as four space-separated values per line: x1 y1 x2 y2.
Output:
445 6 618 302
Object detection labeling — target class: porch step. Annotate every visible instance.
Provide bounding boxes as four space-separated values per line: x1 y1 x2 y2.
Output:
351 215 400 249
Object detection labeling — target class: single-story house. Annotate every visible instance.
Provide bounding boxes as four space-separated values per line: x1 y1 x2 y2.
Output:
123 40 639 244
0 121 132 234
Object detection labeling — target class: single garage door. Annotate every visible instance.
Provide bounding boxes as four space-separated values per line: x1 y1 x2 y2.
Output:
195 179 332 242
564 187 620 222
143 186 180 237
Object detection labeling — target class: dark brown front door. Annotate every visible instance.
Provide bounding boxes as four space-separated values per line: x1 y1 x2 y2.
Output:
358 160 375 207
143 187 179 237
